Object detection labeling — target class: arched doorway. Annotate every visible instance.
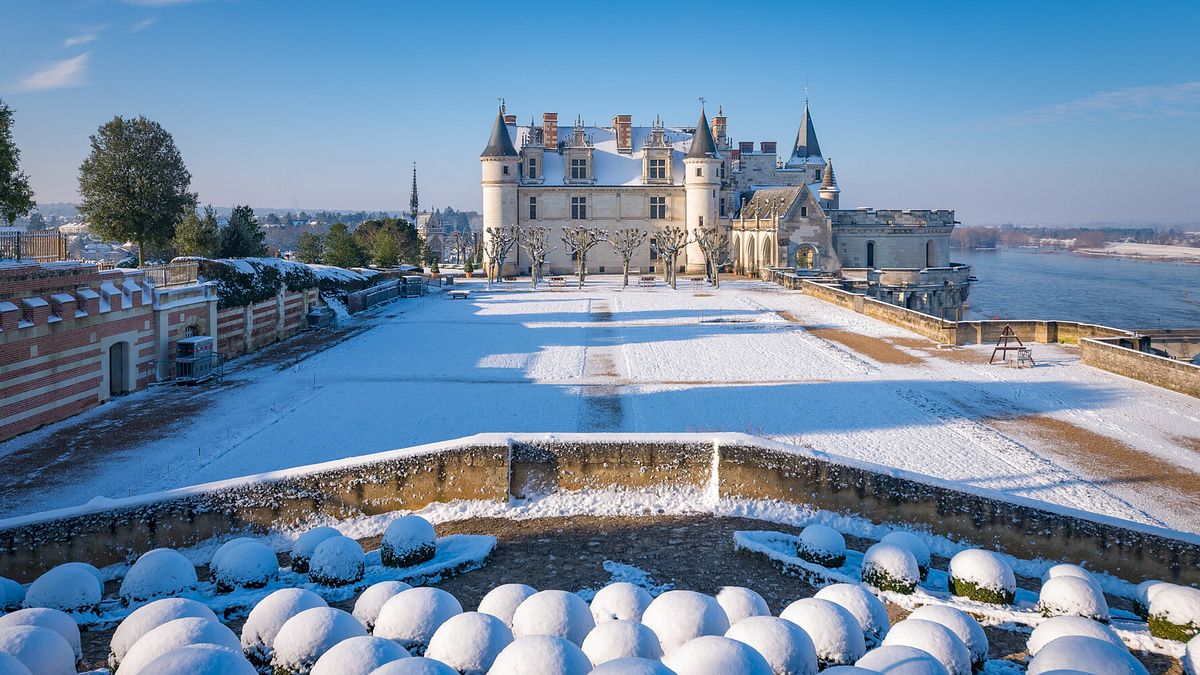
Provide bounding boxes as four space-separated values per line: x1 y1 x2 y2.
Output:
108 342 130 397
745 238 757 274
795 244 818 269
761 237 774 269
731 235 741 274
866 241 876 268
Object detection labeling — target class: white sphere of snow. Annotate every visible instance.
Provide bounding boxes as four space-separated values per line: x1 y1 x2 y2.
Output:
1136 580 1172 613
947 549 1016 604
0 576 25 611
291 527 343 573
821 668 881 675
311 636 409 675
880 619 971 675
271 607 369 674
1148 584 1200 635
779 597 866 666
381 515 437 568
813 584 891 648
1027 635 1147 675
116 617 240 675
715 586 771 626
0 653 32 675
120 548 199 604
588 656 675 674
590 582 653 623
213 540 278 590
374 587 463 653
477 583 537 628
139 644 256 675
661 635 773 675
23 563 103 614
726 615 818 675
369 656 459 674
1041 564 1101 591
0 607 81 660
354 581 413 631
308 535 366 586
581 619 663 665
641 590 730 655
210 537 258 571
58 561 104 585
512 590 596 646
797 524 846 567
1184 633 1199 675
861 542 921 594
109 598 218 670
1027 615 1124 656
856 645 950 675
880 532 932 575
425 611 513 674
241 588 329 665
487 634 592 675
908 605 988 667
0 625 75 675
1038 575 1109 621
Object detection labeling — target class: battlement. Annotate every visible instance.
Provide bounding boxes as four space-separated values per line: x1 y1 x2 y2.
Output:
830 209 957 227
0 262 155 332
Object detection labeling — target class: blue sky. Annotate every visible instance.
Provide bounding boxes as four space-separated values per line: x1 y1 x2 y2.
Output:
2 0 1198 225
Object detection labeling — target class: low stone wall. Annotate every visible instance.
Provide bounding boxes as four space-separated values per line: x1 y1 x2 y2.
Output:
1082 338 1200 398
346 279 400 314
861 297 954 343
799 279 862 312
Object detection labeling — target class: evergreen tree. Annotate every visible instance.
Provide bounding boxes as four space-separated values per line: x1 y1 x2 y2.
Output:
295 232 324 263
174 204 221 257
218 204 267 258
0 99 35 226
371 231 399 267
323 222 364 268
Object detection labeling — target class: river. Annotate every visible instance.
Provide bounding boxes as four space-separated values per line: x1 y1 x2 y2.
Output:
953 248 1200 329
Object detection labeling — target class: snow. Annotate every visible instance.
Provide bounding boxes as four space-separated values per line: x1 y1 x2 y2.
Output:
856 645 949 675
580 619 663 665
367 657 458 674
1186 633 1200 675
861 542 920 593
210 537 258 571
108 598 218 670
948 550 1015 601
907 605 988 667
813 584 891 648
212 540 278 590
292 527 343 573
798 524 847 567
240 588 328 665
881 531 931 576
1037 576 1110 621
1136 580 1172 613
0 608 81 661
373 587 463 653
640 590 730 654
381 515 438 567
715 586 771 626
779 598 866 666
880 619 972 675
310 636 409 675
139 644 256 675
424 611 513 674
270 606 367 674
1148 585 1200 627
1026 615 1124 656
660 635 774 675
588 657 675 674
487 634 593 675
1026 635 1148 675
23 563 102 614
821 668 875 675
477 583 537 628
0 625 75 675
308 535 365 586
512 589 595 646
591 582 654 623
353 581 412 631
119 548 198 603
0 654 31 675
115 617 240 675
725 615 818 675
0 576 24 611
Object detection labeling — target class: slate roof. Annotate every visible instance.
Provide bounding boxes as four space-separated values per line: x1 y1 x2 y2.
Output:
480 109 518 158
685 109 721 160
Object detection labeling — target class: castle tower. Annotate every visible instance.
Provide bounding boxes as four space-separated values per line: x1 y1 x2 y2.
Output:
785 99 826 171
684 107 722 274
819 157 840 210
480 106 519 273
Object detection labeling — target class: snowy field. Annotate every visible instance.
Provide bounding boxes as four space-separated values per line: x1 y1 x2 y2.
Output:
1 277 1198 533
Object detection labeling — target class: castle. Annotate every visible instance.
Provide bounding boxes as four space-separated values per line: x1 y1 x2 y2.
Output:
481 102 971 316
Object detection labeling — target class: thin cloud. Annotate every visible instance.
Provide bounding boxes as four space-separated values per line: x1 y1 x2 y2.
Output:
998 82 1200 127
64 33 98 47
129 17 158 33
15 53 91 92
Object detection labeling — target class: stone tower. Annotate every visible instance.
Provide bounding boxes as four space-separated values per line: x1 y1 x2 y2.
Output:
819 157 841 209
683 108 723 273
480 105 519 274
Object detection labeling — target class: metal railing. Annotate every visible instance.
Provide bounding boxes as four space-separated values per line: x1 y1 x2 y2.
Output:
0 232 67 262
140 260 199 287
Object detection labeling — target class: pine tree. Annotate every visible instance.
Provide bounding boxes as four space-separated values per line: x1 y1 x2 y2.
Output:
218 204 266 258
295 232 324 263
0 99 35 226
174 204 221 257
323 222 364 268
371 231 399 267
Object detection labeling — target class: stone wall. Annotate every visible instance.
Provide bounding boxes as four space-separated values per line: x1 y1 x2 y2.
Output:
1082 338 1200 398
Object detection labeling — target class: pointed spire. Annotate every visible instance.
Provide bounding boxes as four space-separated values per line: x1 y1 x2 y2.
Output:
790 100 822 162
685 107 720 160
409 163 419 216
821 158 840 195
480 107 518 158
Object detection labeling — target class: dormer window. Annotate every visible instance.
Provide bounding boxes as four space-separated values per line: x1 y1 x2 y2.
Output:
648 159 666 180
528 157 538 179
814 169 822 181
570 158 588 180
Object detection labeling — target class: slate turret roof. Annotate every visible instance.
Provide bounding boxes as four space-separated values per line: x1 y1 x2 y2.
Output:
480 109 518 158
685 109 721 160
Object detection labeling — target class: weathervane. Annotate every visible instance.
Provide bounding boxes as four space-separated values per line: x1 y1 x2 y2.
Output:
699 96 706 109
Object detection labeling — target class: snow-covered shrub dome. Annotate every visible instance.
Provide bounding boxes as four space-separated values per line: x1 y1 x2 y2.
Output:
880 531 932 579
425 611 513 674
138 644 256 675
291 527 342 574
1026 615 1124 656
210 537 257 571
856 645 949 675
487 635 592 675
23 562 103 614
0 607 81 661
0 625 75 675
813 584 890 648
1026 635 1148 675
908 605 988 669
353 581 412 631
590 582 653 623
581 619 663 665
796 524 846 568
1148 584 1200 642
861 542 921 594
213 540 278 591
59 561 103 584
947 549 1015 605
1041 563 1100 590
308 535 366 586
1037 575 1110 622
0 576 25 611
373 587 463 654
477 583 537 628
109 598 219 670
588 656 675 675
512 589 596 646
661 635 773 675
310 636 409 675
641 590 730 654
241 587 328 666
726 615 818 675
120 548 199 604
367 657 458 674
1135 580 1172 617
381 515 437 568
116 617 240 675
779 597 866 666
271 606 368 674
0 653 31 675
716 586 770 626
1185 633 1199 675
880 619 971 675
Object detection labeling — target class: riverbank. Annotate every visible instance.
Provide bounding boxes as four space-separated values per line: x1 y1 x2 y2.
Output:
1075 242 1200 264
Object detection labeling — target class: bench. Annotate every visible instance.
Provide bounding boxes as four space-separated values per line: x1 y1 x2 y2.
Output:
638 275 657 288
548 276 566 290
1011 347 1036 368
448 290 471 300
501 277 517 290
689 276 705 290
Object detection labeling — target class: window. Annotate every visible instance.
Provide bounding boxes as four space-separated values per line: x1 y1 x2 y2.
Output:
528 197 537 220
695 167 703 177
648 158 666 180
649 238 658 260
649 196 666 219
698 216 704 228
720 199 727 217
866 241 876 268
800 206 807 217
814 169 822 181
570 158 588 180
528 157 538 179
926 239 936 268
503 165 509 175
571 196 588 219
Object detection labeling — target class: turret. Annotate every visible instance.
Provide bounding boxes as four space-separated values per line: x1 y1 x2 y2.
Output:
684 108 722 274
480 106 519 274
819 157 840 210
785 100 826 172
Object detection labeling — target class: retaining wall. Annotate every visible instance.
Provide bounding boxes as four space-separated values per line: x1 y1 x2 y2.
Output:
1082 338 1200 398
215 288 316 359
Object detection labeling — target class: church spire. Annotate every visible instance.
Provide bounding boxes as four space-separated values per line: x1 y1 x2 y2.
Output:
788 99 823 165
409 163 419 218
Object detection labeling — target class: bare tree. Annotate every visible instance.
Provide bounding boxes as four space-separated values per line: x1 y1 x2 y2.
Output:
483 225 518 288
652 225 690 289
448 230 471 265
694 226 733 288
560 225 608 288
519 225 555 289
607 227 648 288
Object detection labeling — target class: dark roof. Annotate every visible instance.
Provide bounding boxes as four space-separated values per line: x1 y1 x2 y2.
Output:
685 109 720 160
790 101 822 159
821 158 838 190
480 110 518 158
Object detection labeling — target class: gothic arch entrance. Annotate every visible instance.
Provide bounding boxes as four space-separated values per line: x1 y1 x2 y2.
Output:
795 243 819 269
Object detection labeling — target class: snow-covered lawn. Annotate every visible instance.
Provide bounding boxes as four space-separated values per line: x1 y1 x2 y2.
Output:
2 277 1198 533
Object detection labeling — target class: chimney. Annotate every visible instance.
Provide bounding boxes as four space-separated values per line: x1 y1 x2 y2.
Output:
613 114 633 154
738 141 754 155
731 149 741 162
543 113 558 151
712 112 727 147
760 141 777 154
503 114 517 125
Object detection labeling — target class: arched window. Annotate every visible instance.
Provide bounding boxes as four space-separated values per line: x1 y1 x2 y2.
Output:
926 239 936 268
866 241 876 268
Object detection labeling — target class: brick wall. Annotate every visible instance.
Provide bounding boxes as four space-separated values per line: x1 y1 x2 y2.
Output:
215 288 315 359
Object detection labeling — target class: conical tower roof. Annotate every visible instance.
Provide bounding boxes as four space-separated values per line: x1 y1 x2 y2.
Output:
685 108 721 160
790 100 822 161
821 158 839 192
480 109 518 158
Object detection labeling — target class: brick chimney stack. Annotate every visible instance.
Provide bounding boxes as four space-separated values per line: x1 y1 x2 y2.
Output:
712 109 727 148
760 141 777 155
503 114 517 125
613 114 633 154
543 113 558 151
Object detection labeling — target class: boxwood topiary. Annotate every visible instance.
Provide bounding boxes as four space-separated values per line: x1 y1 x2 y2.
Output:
949 576 1015 605
862 567 916 594
1148 614 1200 642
